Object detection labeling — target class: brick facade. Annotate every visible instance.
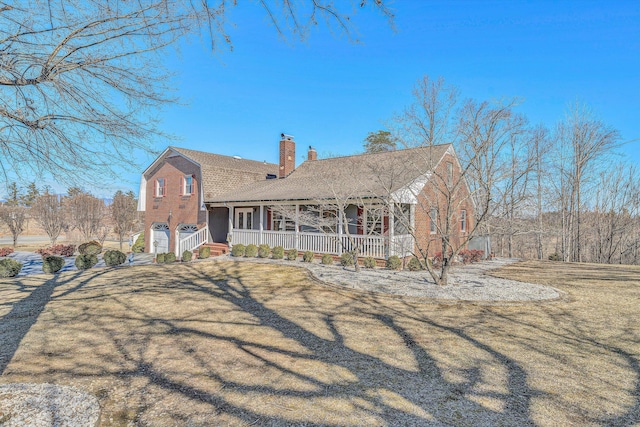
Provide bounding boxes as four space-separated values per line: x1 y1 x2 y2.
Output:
279 137 295 178
144 156 206 253
413 152 474 257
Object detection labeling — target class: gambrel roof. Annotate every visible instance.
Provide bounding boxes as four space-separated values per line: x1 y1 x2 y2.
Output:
207 144 452 203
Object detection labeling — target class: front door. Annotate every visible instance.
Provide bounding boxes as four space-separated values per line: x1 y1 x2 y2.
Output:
235 208 253 230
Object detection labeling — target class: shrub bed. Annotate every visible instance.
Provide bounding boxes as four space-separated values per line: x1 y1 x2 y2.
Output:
36 244 75 257
459 249 484 264
199 246 211 259
0 247 15 257
75 254 98 270
407 257 424 271
386 255 401 270
286 248 298 261
42 256 65 273
78 241 102 256
340 252 354 267
104 250 126 267
363 257 376 269
0 258 22 277
231 244 246 257
258 244 271 258
132 233 145 253
245 244 258 257
272 246 284 259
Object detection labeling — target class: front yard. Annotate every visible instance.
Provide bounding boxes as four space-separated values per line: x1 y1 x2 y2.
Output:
0 260 638 426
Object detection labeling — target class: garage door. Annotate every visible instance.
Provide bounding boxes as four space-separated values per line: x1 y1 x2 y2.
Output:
151 223 170 253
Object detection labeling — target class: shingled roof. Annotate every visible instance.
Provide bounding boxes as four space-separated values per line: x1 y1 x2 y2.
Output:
208 144 452 203
169 147 279 200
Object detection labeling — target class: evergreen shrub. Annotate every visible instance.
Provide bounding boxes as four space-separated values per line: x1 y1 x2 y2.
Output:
321 254 333 265
42 256 65 273
75 254 98 270
258 244 271 258
386 255 402 270
104 250 126 267
0 258 22 277
245 244 258 257
272 246 284 259
303 251 314 262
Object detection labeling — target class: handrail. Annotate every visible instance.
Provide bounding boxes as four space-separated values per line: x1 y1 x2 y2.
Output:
177 226 209 259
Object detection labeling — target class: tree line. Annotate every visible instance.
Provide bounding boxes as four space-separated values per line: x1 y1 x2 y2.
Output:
364 76 639 266
0 184 141 250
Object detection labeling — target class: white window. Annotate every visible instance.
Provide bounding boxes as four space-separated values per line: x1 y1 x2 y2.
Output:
461 209 467 232
155 178 165 197
182 175 194 195
430 208 438 234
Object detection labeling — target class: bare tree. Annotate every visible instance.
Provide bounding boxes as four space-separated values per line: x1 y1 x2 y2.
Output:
32 192 66 245
555 103 621 262
65 191 105 241
0 0 393 186
111 190 137 250
0 204 27 247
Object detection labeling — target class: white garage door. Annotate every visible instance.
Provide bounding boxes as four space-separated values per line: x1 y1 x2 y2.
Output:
152 223 170 253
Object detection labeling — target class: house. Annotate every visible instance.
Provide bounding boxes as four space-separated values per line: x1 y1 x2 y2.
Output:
138 134 475 259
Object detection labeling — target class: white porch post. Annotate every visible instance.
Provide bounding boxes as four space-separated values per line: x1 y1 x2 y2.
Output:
362 205 367 235
338 209 343 255
388 202 395 258
295 203 300 251
259 205 264 245
228 205 234 245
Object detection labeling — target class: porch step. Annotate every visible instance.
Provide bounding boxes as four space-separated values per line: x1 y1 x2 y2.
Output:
201 242 229 257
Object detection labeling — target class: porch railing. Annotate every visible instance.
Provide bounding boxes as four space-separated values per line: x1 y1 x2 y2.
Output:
177 225 209 258
231 229 413 259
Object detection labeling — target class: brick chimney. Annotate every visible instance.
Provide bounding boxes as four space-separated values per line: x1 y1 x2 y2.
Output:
279 134 295 178
307 146 317 161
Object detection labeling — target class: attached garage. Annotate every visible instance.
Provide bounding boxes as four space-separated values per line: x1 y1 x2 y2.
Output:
151 223 170 253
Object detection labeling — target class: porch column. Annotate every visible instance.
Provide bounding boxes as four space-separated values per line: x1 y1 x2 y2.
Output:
338 209 343 255
295 203 300 251
388 202 395 258
228 205 234 245
259 205 264 245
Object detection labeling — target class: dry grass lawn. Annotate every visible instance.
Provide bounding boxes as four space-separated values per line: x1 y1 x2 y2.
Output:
0 260 638 426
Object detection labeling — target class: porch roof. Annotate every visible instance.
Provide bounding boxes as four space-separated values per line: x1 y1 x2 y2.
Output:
208 144 451 203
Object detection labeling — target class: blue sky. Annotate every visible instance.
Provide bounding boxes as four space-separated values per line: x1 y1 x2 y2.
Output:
92 1 640 195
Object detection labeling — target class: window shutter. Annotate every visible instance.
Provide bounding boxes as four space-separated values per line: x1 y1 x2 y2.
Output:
179 176 184 196
357 207 363 235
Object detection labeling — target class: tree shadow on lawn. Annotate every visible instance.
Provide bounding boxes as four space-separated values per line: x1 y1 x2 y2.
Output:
1 260 639 426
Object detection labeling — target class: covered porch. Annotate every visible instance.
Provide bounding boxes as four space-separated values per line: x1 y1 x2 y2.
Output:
224 202 415 259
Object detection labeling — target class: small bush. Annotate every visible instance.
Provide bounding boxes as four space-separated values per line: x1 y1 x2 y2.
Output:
286 248 298 261
231 244 246 257
340 252 354 267
104 250 126 267
36 244 75 257
258 244 271 258
272 246 284 259
0 258 22 277
432 252 443 268
75 253 98 270
303 251 314 262
156 253 166 263
245 244 258 257
165 252 176 263
199 246 211 259
0 247 15 257
548 252 561 261
132 233 145 253
386 255 402 270
363 256 376 269
42 256 65 273
407 257 424 271
78 240 102 256
321 254 333 265
182 250 193 262
459 249 484 264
